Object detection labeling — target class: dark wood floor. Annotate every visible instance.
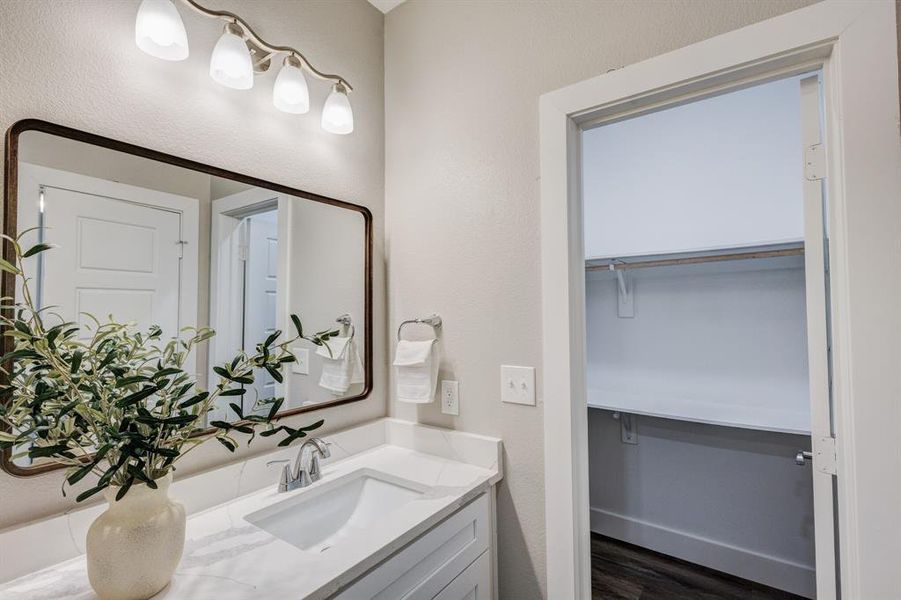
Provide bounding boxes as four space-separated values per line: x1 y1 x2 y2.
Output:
590 533 807 600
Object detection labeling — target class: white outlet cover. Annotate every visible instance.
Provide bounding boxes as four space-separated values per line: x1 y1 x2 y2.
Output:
500 365 536 406
291 347 310 375
441 380 459 415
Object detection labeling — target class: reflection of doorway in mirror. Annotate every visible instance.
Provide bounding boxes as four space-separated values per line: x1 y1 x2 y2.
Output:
208 188 286 425
241 210 278 415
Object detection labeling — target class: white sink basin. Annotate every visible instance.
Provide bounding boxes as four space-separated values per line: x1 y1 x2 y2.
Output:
245 469 426 553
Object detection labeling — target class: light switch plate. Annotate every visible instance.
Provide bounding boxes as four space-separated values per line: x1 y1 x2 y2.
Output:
501 365 536 406
441 380 459 415
291 347 309 375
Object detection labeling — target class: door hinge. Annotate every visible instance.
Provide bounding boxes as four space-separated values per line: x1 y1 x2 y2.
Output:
805 143 826 181
813 435 837 475
176 240 187 259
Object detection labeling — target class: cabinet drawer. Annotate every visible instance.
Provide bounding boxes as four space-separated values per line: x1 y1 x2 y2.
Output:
336 493 490 600
433 551 491 600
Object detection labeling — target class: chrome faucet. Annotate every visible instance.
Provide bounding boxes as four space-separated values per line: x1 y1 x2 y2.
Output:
267 437 332 493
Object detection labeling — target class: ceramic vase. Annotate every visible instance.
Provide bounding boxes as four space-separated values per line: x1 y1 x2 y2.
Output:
86 474 185 600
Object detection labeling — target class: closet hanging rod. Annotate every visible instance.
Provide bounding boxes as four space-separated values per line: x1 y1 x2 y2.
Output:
585 247 804 272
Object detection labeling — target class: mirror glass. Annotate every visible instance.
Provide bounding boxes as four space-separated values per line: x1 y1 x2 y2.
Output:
7 128 369 469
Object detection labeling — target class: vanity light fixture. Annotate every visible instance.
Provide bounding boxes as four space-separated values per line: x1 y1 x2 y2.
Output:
273 55 310 114
209 22 254 90
134 0 354 133
134 0 189 61
321 83 354 135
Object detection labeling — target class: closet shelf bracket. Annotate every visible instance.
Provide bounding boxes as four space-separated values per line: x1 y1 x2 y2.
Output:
613 412 639 444
610 263 634 318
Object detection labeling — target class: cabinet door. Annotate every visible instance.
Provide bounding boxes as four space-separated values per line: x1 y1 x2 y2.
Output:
336 493 490 600
433 551 491 600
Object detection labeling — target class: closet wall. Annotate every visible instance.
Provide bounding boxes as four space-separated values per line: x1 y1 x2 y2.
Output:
588 412 814 594
585 263 816 596
586 260 810 433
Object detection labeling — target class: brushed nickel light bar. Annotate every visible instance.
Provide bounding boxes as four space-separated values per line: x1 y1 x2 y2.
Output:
134 0 354 134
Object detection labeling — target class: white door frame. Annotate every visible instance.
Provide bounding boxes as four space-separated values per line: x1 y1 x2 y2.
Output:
208 188 290 419
539 2 901 599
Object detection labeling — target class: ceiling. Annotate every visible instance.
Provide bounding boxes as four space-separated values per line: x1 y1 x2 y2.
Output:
367 0 407 13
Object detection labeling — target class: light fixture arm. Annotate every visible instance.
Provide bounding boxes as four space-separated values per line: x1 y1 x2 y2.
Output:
178 0 353 91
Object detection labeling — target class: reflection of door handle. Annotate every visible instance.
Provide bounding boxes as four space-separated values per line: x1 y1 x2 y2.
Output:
795 450 813 466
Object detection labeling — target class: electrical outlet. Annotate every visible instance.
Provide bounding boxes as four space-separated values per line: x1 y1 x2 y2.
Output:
441 380 459 415
500 365 536 406
291 347 309 375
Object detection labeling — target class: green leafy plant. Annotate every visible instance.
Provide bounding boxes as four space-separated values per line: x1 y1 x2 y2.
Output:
0 230 339 502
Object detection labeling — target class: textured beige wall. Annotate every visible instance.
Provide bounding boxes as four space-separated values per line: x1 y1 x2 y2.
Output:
0 0 385 529
384 1 817 597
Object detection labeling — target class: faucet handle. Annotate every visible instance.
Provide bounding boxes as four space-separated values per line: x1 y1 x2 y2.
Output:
293 466 312 488
311 440 331 481
309 454 324 481
320 440 332 459
265 461 292 493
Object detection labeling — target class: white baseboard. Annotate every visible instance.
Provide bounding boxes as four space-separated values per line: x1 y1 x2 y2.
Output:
590 507 816 599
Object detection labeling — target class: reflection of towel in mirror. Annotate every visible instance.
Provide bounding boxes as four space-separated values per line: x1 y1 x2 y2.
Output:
393 339 439 403
316 336 364 394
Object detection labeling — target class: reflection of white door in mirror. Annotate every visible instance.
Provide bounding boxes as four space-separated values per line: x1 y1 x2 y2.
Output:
242 210 278 414
16 163 200 373
208 189 287 423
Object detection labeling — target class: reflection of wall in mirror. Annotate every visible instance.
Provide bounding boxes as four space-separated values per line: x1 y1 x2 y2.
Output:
15 132 367 419
285 197 365 408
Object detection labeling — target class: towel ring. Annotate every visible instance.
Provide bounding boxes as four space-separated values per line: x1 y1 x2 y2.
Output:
397 314 442 341
336 313 355 338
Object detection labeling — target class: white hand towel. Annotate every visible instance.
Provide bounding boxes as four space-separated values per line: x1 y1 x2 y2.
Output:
393 339 439 403
317 336 364 394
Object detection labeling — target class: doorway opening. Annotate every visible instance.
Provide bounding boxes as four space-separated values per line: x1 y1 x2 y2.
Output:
540 4 901 599
581 72 833 599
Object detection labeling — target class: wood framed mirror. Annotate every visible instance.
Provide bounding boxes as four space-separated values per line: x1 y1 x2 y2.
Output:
1 119 372 476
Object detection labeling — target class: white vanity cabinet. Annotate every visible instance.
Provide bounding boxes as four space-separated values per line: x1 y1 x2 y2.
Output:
0 421 503 600
336 492 493 600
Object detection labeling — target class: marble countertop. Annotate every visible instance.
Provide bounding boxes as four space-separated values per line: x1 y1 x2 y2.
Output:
0 422 502 600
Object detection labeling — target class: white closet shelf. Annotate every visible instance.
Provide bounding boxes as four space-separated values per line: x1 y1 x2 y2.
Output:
587 389 811 435
585 241 805 272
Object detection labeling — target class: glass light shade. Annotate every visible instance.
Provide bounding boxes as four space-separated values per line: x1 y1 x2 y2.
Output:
273 58 310 114
321 84 354 135
209 24 254 90
134 0 189 61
